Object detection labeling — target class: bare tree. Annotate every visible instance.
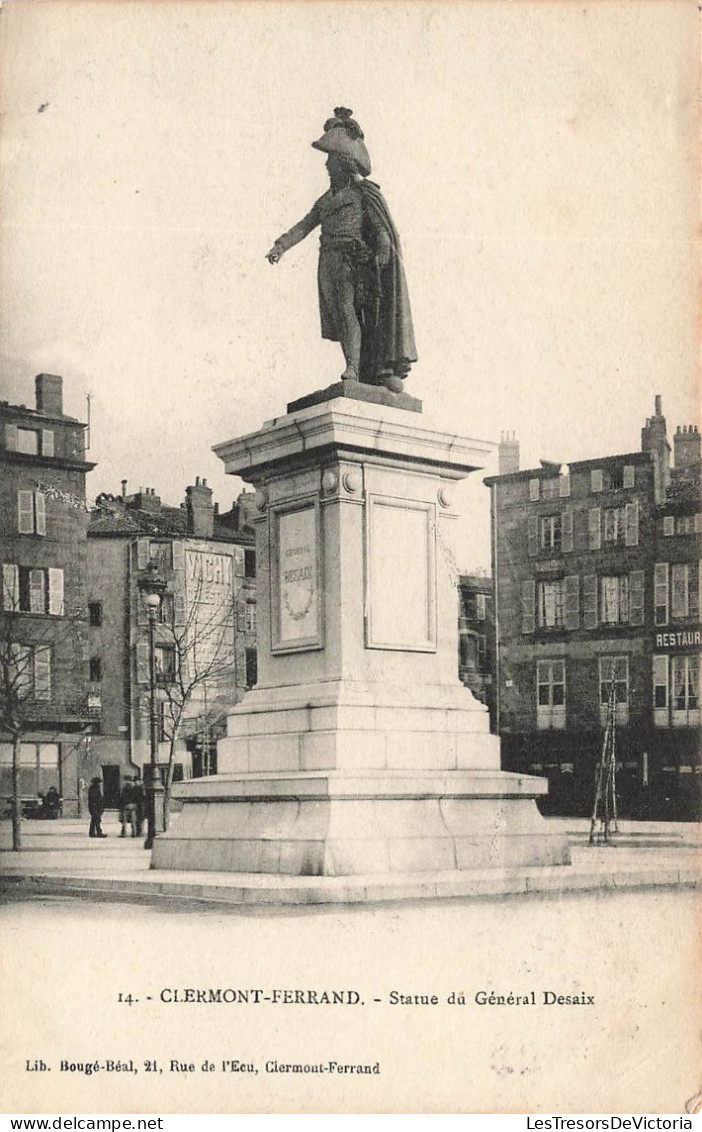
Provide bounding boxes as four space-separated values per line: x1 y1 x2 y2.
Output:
148 563 246 824
0 596 88 850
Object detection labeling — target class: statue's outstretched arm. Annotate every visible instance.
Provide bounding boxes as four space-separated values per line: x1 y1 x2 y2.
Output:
266 204 320 264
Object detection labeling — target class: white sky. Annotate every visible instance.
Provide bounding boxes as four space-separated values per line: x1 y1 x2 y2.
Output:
1 0 698 569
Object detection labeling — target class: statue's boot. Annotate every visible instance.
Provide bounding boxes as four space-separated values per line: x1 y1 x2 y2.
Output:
377 368 405 393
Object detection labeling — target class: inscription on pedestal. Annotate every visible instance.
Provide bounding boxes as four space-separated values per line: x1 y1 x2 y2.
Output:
366 497 436 652
271 501 322 652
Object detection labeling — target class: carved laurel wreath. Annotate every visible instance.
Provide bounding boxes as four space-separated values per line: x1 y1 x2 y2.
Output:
282 576 315 621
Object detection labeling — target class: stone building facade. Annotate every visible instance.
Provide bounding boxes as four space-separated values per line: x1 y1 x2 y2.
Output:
86 481 256 807
0 375 94 815
457 572 495 730
485 398 700 818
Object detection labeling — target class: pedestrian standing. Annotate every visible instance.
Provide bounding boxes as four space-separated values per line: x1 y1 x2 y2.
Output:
132 773 145 837
88 777 107 838
119 777 137 837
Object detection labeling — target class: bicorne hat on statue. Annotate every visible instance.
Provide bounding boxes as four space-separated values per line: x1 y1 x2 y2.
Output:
312 107 372 177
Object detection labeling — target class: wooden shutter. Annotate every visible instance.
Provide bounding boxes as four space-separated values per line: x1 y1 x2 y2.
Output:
654 563 669 626
5 423 18 452
663 516 674 536
625 501 639 547
588 508 601 550
529 479 540 502
136 539 150 569
521 580 536 634
652 654 668 719
623 465 635 489
34 492 46 535
33 646 52 700
18 491 34 534
629 570 644 626
29 569 46 613
174 592 186 626
562 509 574 552
135 640 149 684
583 575 598 629
48 568 64 615
41 429 55 457
527 514 538 557
559 473 571 498
695 514 701 534
564 575 580 629
2 564 19 611
591 469 603 492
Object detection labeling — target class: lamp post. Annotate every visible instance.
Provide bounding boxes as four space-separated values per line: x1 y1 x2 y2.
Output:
137 563 167 850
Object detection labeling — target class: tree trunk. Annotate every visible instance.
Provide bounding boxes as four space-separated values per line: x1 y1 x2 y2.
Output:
163 736 178 831
11 732 22 851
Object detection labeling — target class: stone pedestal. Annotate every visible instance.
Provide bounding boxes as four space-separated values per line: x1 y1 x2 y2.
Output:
152 385 570 877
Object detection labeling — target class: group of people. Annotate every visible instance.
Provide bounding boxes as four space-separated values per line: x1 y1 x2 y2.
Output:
26 786 61 820
87 773 146 839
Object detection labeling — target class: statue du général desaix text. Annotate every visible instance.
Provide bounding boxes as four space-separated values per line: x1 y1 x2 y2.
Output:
266 108 417 393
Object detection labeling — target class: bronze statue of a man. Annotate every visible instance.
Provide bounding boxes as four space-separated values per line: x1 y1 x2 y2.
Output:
266 108 417 392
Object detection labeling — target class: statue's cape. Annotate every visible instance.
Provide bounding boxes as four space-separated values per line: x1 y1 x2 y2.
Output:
358 179 418 376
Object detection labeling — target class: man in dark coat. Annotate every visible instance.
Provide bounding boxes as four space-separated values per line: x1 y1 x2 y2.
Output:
266 108 417 391
87 777 107 838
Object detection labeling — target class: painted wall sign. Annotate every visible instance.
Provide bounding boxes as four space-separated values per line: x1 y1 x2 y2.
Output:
654 628 702 650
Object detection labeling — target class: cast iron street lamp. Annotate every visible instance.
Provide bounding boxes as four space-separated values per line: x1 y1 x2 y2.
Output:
137 562 167 850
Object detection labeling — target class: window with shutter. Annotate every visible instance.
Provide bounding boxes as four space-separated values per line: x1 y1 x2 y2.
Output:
2 565 19 611
559 472 571 498
663 516 675 536
529 479 540 502
41 430 55 457
521 580 536 634
564 575 580 630
17 428 39 455
591 469 603 493
29 569 46 613
48 568 64 615
10 644 32 697
34 492 46 536
18 491 34 534
654 563 669 625
527 515 538 557
562 509 574 552
33 647 51 700
625 501 639 547
588 508 601 550
476 593 486 621
623 465 635 489
583 575 598 629
629 571 644 626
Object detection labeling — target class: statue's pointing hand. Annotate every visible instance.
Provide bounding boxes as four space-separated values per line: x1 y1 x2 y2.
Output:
266 245 283 265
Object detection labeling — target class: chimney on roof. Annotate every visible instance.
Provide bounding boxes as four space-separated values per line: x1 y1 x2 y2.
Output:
641 395 670 503
186 477 214 538
129 487 161 512
498 431 520 475
673 423 701 469
35 373 63 417
121 479 127 498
